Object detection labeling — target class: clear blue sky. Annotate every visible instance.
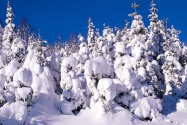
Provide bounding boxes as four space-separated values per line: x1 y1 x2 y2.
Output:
0 0 187 43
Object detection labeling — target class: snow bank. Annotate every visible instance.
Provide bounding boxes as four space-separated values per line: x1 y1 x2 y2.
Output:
0 101 28 125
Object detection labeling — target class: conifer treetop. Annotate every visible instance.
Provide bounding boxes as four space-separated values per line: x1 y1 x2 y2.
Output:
6 1 14 24
131 0 140 12
88 17 95 29
129 0 140 18
148 0 158 23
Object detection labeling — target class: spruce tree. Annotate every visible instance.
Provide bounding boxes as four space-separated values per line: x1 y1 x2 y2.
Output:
87 17 97 59
2 1 16 60
114 1 164 120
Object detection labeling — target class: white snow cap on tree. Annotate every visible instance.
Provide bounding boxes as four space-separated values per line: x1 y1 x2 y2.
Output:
97 78 116 102
61 56 78 71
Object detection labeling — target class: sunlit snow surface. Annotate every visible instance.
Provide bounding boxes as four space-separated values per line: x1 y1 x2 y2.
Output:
1 96 185 125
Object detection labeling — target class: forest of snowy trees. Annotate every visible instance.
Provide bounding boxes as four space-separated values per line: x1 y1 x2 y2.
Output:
0 1 187 125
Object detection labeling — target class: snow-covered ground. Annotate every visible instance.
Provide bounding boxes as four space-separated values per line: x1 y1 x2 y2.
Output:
24 100 187 125
1 95 185 125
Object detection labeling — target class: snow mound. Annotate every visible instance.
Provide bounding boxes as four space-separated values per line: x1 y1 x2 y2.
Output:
176 99 187 111
0 101 28 125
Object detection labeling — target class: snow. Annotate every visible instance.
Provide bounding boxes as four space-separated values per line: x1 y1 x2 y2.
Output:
176 99 187 111
13 67 33 87
166 56 182 71
0 74 5 90
130 96 162 119
137 67 147 81
5 58 20 77
0 1 187 124
25 102 135 125
60 99 73 115
0 101 28 125
62 56 77 71
16 87 32 102
97 78 116 102
85 56 112 79
116 42 126 54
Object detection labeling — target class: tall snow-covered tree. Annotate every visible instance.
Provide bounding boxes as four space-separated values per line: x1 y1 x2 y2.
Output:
115 1 164 120
60 56 86 115
87 17 95 44
148 0 160 58
102 24 115 62
87 17 98 59
0 25 5 107
161 26 187 98
2 1 16 58
34 34 47 67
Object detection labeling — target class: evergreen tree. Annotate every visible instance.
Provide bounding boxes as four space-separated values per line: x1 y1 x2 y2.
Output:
35 34 47 67
0 24 5 107
102 24 114 62
87 17 97 59
2 1 16 59
60 56 86 114
114 1 164 120
162 26 187 98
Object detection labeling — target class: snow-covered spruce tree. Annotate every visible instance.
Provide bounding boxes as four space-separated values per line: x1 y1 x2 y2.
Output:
162 26 187 98
121 20 130 36
2 1 16 62
100 24 114 63
47 37 63 95
2 2 28 103
112 2 163 120
78 34 85 43
0 24 5 107
60 56 86 115
84 56 113 109
157 19 170 56
68 33 79 54
170 25 182 58
50 44 62 95
87 17 98 59
148 0 161 57
76 39 89 75
3 33 28 105
93 78 117 114
146 0 165 98
76 35 88 73
114 27 127 59
102 24 115 55
148 0 170 57
34 35 47 66
78 41 89 60
120 20 131 50
63 43 71 57
21 35 55 105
